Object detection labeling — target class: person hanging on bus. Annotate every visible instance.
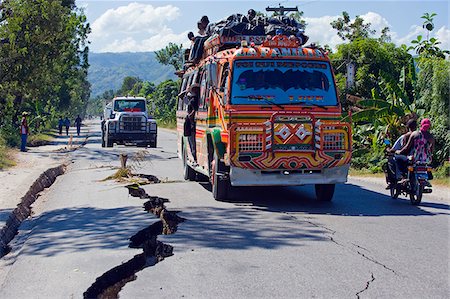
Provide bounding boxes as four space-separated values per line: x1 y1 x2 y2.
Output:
185 84 200 162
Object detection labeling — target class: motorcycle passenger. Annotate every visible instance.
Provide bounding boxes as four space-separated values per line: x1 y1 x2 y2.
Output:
395 118 435 180
386 119 417 181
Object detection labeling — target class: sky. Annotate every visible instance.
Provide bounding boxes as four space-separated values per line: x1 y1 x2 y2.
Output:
76 0 450 53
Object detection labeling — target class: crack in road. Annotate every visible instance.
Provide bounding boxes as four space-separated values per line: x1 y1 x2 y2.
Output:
355 251 397 275
284 212 398 276
356 273 375 298
83 185 185 299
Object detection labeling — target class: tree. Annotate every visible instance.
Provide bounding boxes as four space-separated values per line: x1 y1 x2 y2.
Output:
408 13 450 165
409 13 449 59
331 11 387 42
330 39 414 103
415 58 450 165
155 43 183 71
0 0 90 143
119 76 142 96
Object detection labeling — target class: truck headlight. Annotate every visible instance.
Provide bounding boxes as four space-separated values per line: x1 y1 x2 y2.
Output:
148 122 157 131
108 121 116 131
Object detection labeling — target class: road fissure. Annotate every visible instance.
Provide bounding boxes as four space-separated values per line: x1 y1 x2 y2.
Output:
83 184 185 299
356 273 375 298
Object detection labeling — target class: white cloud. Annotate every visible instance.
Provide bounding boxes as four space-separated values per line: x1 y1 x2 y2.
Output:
435 26 450 51
304 12 392 50
91 7 449 54
99 27 190 52
359 12 391 35
91 3 180 38
304 12 449 52
303 15 343 49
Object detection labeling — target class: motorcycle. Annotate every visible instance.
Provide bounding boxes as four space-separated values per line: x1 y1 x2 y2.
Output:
383 139 433 205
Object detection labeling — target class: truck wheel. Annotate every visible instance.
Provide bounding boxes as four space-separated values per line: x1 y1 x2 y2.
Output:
150 138 157 148
315 184 335 201
101 132 106 148
106 136 113 148
183 145 196 181
210 152 230 201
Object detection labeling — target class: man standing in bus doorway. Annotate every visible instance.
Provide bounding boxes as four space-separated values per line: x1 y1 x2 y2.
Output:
185 84 200 162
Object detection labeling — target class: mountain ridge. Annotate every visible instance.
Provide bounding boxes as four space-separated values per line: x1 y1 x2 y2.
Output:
88 52 177 97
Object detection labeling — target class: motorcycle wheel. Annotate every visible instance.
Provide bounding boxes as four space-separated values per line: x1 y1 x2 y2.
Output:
409 181 424 205
390 183 399 199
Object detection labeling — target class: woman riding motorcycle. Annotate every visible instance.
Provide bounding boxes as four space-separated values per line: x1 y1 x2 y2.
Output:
395 118 435 180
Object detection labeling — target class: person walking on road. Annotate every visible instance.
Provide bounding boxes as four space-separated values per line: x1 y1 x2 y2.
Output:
64 116 70 136
74 115 82 136
20 112 29 152
58 117 64 135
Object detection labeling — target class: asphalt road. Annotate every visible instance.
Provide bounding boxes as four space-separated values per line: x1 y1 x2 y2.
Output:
0 122 448 298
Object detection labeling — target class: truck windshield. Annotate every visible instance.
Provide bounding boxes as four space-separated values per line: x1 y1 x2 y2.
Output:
114 100 146 112
231 60 338 106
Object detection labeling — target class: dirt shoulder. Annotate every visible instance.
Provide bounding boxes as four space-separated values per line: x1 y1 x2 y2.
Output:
0 123 93 235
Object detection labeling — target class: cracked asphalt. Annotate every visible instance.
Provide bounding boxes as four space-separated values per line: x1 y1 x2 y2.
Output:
0 124 448 298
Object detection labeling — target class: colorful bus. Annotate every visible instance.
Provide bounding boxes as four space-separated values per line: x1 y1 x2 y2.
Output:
176 33 352 201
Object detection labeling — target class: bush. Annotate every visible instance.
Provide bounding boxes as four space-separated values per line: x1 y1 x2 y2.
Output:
434 161 450 179
0 134 16 169
0 122 20 147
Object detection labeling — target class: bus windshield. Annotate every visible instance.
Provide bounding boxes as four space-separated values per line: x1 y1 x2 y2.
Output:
114 100 146 112
231 60 338 106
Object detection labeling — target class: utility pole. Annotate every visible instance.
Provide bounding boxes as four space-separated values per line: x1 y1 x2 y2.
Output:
265 4 298 16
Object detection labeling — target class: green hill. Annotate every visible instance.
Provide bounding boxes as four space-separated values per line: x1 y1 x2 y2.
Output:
88 52 177 97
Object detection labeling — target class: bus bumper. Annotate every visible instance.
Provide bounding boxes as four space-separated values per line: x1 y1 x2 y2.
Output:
229 165 349 186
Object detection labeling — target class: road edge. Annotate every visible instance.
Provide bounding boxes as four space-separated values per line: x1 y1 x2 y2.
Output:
0 163 67 257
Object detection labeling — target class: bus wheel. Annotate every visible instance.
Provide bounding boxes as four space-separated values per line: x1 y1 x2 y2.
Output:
183 145 196 181
315 184 335 201
210 152 230 201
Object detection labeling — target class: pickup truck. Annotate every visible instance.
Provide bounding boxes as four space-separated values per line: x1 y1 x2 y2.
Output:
101 97 157 148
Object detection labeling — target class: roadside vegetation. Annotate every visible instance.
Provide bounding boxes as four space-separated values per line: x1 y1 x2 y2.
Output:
0 0 90 166
329 12 449 178
0 135 15 169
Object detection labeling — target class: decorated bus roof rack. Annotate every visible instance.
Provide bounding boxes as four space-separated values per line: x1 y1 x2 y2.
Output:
181 5 310 71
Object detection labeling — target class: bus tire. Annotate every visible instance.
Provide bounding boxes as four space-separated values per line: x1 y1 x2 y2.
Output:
315 184 335 201
210 152 230 201
183 144 196 181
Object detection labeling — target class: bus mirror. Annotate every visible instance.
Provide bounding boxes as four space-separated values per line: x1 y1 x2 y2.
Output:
207 63 218 88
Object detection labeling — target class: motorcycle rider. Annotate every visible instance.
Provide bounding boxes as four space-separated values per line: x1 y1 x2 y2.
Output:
395 118 435 181
386 119 417 182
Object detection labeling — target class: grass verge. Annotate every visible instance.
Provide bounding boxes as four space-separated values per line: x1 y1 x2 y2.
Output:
349 167 385 178
157 119 176 130
27 131 55 147
0 145 16 170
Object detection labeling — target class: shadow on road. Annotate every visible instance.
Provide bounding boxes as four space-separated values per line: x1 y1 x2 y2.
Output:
14 202 329 257
168 205 328 250
217 183 449 217
15 206 156 257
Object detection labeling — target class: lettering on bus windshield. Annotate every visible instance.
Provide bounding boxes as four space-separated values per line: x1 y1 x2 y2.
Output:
231 60 338 106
